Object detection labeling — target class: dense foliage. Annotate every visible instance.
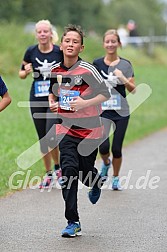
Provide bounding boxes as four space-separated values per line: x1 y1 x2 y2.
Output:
0 0 166 35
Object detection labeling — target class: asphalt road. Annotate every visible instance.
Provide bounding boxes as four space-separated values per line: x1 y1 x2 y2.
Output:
0 128 167 252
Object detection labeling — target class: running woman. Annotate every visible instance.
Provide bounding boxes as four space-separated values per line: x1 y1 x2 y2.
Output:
93 29 136 190
49 24 110 237
19 20 63 188
0 76 11 112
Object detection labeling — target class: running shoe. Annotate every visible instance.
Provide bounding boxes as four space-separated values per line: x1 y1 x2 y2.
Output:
112 176 122 190
99 159 111 182
38 174 53 189
61 221 82 237
88 186 101 204
53 169 63 186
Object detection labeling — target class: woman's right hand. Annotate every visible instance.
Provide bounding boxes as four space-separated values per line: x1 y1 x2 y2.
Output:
24 63 32 75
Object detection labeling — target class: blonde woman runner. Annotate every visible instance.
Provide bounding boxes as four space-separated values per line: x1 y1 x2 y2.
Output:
19 20 63 188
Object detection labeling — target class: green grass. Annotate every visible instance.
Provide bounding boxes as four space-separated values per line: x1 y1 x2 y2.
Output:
124 64 167 145
0 75 43 197
0 23 167 197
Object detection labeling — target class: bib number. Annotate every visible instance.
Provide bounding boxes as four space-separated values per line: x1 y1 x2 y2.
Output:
34 80 50 97
102 94 121 110
59 89 80 110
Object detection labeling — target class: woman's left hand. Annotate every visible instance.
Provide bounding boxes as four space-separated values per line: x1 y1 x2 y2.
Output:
113 68 126 83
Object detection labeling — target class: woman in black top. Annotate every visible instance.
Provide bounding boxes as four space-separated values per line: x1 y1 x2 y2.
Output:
93 29 136 190
19 20 63 188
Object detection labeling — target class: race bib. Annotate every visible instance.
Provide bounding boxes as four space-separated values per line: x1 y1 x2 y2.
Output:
34 80 50 97
102 94 121 110
59 89 80 110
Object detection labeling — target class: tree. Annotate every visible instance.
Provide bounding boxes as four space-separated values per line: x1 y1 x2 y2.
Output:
0 0 166 35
